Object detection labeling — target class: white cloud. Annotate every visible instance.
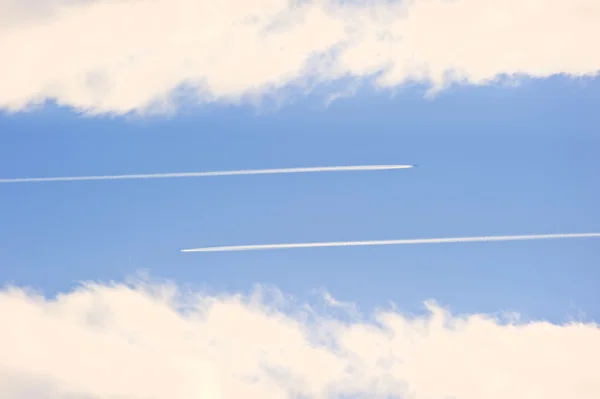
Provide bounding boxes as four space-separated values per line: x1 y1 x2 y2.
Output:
0 0 599 115
1 278 599 399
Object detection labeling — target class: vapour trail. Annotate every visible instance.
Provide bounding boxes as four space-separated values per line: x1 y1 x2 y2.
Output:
0 164 413 184
181 233 600 252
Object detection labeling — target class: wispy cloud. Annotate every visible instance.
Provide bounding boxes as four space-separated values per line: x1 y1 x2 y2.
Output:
1 278 599 399
1 0 599 115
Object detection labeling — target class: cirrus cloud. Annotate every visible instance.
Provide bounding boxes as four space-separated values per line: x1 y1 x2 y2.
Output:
0 0 599 115
1 278 599 399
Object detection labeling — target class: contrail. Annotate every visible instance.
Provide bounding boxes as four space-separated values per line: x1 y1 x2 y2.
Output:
0 164 414 184
181 232 600 252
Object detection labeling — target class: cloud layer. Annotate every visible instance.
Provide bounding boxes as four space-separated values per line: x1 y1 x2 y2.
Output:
1 278 599 399
1 0 599 114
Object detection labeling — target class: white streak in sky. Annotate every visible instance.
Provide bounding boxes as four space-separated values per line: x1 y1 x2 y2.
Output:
181 233 600 252
0 164 413 184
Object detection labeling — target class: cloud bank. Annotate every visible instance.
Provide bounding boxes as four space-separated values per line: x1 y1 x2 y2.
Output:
1 279 599 399
1 0 599 115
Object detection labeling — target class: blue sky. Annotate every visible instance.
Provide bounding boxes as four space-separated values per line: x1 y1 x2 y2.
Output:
2 76 599 322
1 1 600 398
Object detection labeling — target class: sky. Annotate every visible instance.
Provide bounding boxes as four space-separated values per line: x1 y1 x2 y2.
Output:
1 1 600 398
